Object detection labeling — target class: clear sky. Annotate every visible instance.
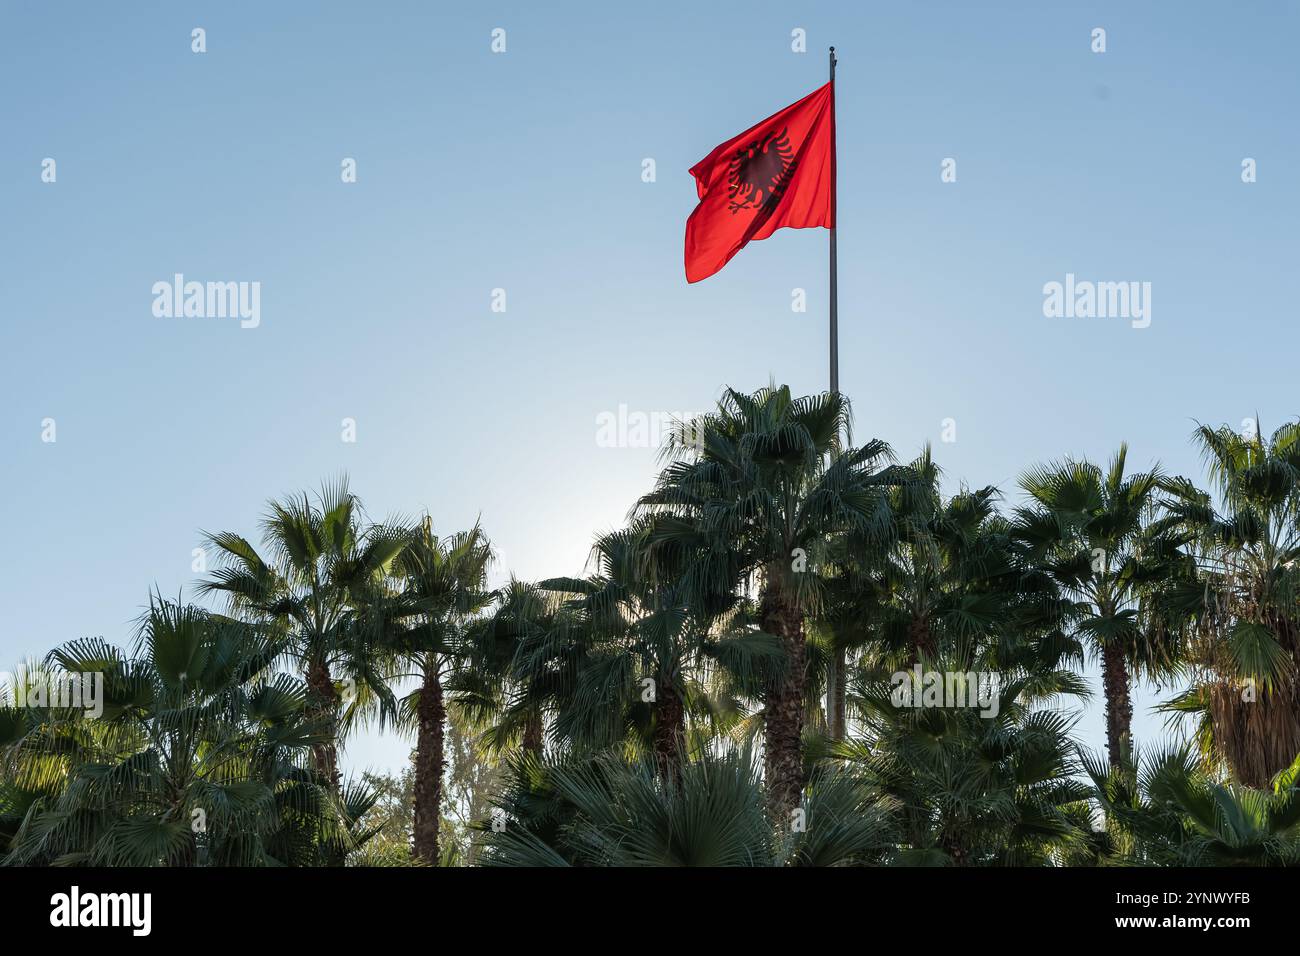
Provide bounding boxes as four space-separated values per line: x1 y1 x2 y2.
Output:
2 1 1296 776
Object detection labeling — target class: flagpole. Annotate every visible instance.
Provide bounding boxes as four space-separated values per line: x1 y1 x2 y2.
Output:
828 46 838 397
827 45 843 741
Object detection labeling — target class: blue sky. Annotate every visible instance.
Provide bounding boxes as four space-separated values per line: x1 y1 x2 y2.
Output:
2 1 1296 775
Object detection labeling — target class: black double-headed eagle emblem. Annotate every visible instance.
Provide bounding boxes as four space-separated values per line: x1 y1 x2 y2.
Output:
726 128 797 214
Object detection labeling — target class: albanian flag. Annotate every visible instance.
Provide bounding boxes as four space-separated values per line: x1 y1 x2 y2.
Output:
684 82 835 283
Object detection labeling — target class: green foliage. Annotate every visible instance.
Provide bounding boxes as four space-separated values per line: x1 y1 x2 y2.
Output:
1084 745 1300 866
1 598 355 866
478 746 896 867
5 388 1300 866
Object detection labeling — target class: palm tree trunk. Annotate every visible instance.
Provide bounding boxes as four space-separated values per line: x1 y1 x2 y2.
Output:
908 614 936 664
827 645 847 740
1209 609 1300 787
304 657 345 867
940 826 969 866
653 681 685 787
522 710 544 758
412 661 445 865
1208 680 1300 788
761 585 806 819
304 658 341 790
1100 641 1133 766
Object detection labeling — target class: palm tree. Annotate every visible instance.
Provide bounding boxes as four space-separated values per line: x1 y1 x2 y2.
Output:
1 657 113 863
845 695 1093 865
1156 421 1300 786
479 745 897 866
854 450 1030 666
841 515 1094 866
451 580 572 761
532 522 783 784
636 385 895 816
817 449 1061 750
199 478 408 798
386 518 494 864
1085 744 1300 866
1013 446 1180 766
2 598 341 866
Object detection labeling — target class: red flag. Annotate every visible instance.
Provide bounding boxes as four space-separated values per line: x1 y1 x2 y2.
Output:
684 82 835 283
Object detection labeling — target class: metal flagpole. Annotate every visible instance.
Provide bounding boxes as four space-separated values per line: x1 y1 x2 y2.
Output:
829 46 839 396
826 45 842 740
